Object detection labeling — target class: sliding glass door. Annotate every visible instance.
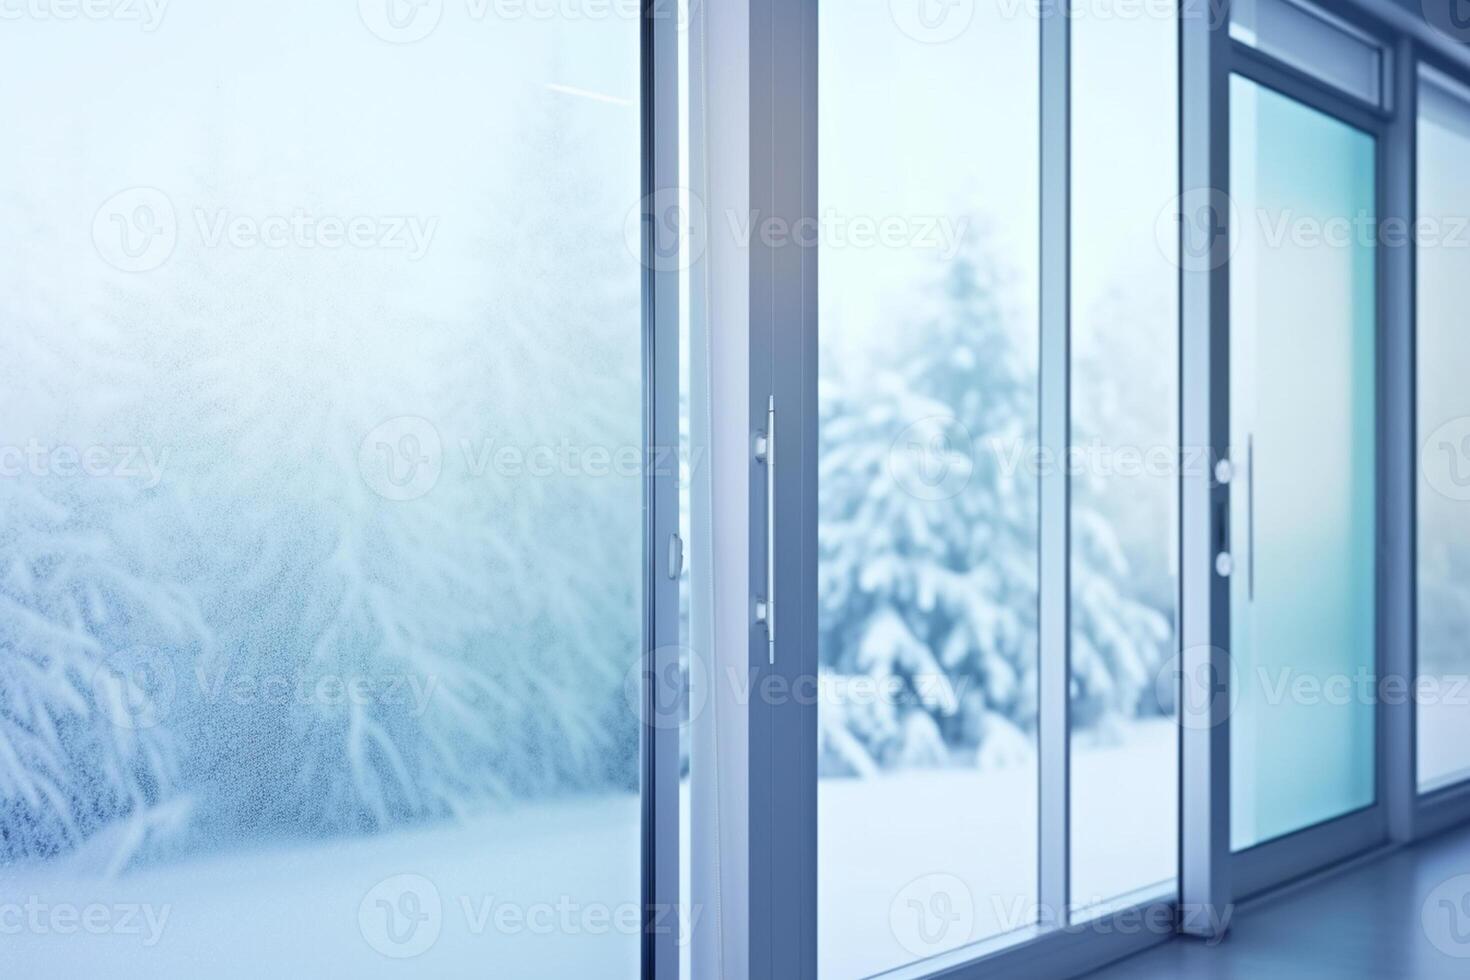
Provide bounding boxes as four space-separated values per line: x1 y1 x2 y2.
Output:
1227 73 1379 872
0 8 648 977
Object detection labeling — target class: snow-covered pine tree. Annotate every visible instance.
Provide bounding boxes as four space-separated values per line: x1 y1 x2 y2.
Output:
818 234 1173 776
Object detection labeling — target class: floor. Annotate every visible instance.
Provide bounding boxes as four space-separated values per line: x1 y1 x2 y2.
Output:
1083 822 1470 979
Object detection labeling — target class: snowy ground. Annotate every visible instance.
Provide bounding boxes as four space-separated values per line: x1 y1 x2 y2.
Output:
0 722 1174 979
819 719 1175 979
0 798 644 979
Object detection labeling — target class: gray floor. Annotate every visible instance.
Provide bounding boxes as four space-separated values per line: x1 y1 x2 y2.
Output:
1083 823 1470 978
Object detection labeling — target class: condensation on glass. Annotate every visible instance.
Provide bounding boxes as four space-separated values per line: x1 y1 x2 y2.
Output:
0 7 642 977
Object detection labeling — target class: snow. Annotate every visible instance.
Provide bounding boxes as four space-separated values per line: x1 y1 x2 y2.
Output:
0 796 642 979
819 718 1176 980
0 723 1175 979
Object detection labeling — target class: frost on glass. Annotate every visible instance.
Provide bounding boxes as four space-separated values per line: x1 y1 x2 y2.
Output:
1417 75 1470 793
0 7 641 977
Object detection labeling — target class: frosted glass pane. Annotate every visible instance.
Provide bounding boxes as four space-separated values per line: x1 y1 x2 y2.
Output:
1068 5 1179 911
817 1 1039 974
0 7 642 977
1416 74 1470 793
1229 77 1377 851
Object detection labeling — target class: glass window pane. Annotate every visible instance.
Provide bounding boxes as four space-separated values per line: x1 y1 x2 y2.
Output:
1416 71 1470 794
1228 77 1377 851
0 9 643 977
817 2 1039 974
1068 5 1179 911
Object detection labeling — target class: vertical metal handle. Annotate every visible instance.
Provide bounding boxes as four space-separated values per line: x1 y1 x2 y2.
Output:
754 396 775 663
1247 432 1255 602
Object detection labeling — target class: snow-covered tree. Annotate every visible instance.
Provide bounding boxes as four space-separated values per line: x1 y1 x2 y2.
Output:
818 236 1172 776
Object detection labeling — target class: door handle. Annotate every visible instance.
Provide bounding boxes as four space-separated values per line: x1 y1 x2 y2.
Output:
1247 432 1255 601
754 395 775 664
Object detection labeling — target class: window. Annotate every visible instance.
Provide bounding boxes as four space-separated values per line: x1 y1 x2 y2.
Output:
1416 68 1470 794
1069 5 1180 911
0 9 643 975
817 1 1040 973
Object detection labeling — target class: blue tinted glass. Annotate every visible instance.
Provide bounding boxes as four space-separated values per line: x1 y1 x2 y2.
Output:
1229 77 1377 851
